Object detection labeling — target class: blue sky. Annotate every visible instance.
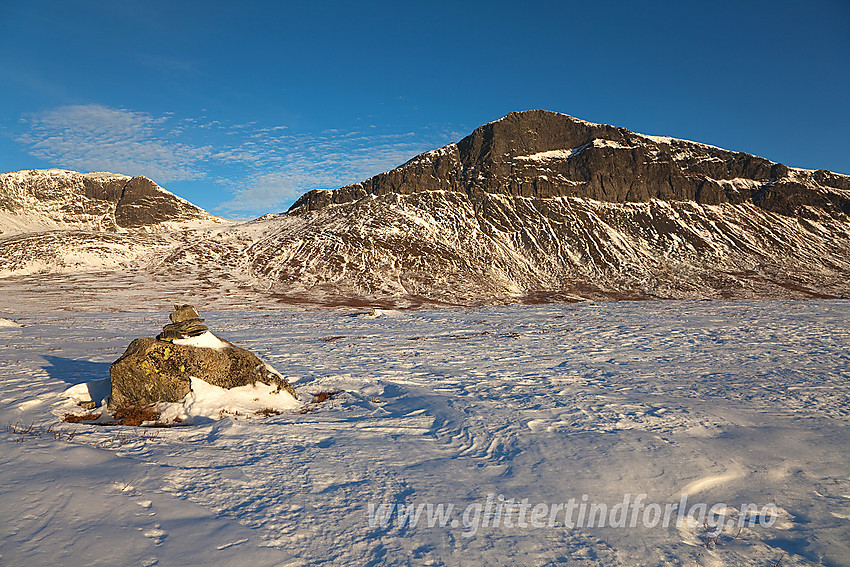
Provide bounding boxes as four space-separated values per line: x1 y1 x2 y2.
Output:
1 0 848 218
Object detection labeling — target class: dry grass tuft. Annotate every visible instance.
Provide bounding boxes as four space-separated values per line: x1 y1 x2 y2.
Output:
299 389 345 413
255 407 283 416
113 405 161 426
62 412 101 424
312 389 343 404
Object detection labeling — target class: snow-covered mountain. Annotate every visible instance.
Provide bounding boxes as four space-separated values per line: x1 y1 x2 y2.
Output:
251 111 850 305
0 169 228 280
2 111 850 311
0 169 223 234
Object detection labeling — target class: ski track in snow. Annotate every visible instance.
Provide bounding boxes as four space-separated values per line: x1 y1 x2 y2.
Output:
1 300 849 566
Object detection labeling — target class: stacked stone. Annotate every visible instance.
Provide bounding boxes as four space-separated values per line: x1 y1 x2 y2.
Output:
156 304 209 341
110 304 298 409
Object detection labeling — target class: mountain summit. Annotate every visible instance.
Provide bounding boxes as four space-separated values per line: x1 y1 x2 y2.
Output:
2 111 849 310
291 110 849 220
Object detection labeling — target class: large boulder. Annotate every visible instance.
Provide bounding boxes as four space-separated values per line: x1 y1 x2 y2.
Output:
109 308 296 409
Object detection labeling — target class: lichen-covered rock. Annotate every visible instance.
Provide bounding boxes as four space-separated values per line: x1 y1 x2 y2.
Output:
109 334 296 409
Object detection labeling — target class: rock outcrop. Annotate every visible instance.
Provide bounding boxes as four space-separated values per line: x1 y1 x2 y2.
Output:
109 306 296 409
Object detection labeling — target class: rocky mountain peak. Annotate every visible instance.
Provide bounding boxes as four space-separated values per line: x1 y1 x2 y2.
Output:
2 113 849 309
290 110 850 221
456 110 606 166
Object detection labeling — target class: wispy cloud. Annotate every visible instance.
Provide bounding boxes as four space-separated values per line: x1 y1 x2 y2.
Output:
17 104 462 217
215 131 445 215
18 105 212 182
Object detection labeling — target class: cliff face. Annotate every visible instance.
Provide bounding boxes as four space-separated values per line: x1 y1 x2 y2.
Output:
290 110 850 221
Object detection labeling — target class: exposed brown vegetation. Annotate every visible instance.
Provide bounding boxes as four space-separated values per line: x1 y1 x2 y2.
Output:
6 421 76 442
61 407 179 427
255 407 283 416
702 522 722 549
312 389 343 403
299 389 345 413
62 412 100 424
112 405 161 426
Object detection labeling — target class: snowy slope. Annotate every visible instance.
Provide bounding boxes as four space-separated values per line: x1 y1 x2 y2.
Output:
244 192 850 305
2 190 849 312
1 301 848 565
0 169 231 281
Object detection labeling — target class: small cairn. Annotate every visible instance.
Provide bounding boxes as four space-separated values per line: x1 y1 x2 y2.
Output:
157 305 209 341
109 304 297 410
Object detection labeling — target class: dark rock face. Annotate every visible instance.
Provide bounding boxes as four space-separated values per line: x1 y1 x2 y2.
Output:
109 336 297 408
114 176 206 228
290 110 849 221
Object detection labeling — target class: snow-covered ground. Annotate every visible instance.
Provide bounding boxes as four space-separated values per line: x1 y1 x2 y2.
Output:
1 301 848 566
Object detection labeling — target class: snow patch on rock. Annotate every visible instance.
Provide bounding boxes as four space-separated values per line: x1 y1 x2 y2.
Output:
172 331 230 350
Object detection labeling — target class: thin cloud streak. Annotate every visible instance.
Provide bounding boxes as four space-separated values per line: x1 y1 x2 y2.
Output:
214 128 456 215
215 140 433 216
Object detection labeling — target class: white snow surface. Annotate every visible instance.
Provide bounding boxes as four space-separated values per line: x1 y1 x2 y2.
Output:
158 376 301 423
1 301 849 566
592 138 636 150
172 330 230 350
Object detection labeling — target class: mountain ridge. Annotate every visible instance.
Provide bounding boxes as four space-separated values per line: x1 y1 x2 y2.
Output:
2 110 849 311
290 110 850 221
0 168 225 235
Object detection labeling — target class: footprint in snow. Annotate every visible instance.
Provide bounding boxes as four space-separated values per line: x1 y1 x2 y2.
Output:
143 524 167 544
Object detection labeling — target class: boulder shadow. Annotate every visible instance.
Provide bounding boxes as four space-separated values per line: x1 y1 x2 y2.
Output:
42 355 112 406
42 355 111 386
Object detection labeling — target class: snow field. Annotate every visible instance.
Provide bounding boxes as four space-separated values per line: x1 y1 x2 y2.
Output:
0 300 848 566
